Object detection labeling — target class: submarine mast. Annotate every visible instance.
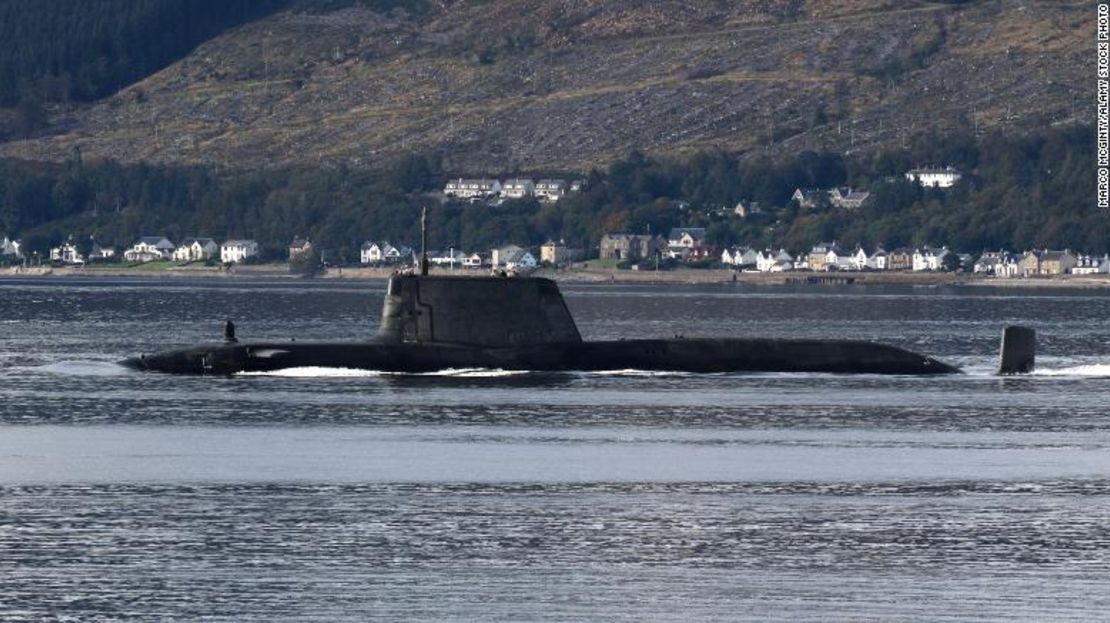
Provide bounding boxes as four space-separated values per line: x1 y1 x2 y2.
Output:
420 206 429 276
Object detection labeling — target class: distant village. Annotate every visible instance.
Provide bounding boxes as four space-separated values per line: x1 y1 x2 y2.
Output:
2 167 1107 278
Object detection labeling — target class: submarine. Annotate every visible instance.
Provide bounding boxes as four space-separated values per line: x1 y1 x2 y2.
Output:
123 212 1035 376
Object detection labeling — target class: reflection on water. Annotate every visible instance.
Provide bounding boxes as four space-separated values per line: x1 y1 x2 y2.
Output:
2 278 1110 620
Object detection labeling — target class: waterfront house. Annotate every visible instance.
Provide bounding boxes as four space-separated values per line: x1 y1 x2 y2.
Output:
535 179 568 202
667 227 707 259
806 242 848 272
501 179 535 200
722 246 758 269
868 248 888 271
220 240 259 263
974 251 1008 275
0 236 21 259
974 251 1023 277
913 246 950 271
905 166 962 188
756 249 794 272
444 178 502 201
1020 249 1077 276
430 249 466 268
569 179 588 192
682 245 719 263
124 236 175 262
492 245 537 271
361 241 410 265
173 238 219 262
361 241 391 264
50 242 84 265
540 240 584 267
1072 254 1109 275
89 242 115 261
600 233 663 261
826 245 855 271
289 237 313 262
887 248 913 271
463 252 485 268
851 247 869 270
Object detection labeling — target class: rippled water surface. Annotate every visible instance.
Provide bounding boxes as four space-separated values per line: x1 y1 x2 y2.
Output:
2 278 1110 621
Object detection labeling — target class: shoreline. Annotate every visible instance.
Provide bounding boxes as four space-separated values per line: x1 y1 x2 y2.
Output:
4 264 1110 288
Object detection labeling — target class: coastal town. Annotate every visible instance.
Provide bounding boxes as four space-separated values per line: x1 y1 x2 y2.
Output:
2 166 1107 280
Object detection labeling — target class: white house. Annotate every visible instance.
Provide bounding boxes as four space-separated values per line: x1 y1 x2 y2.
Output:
430 249 466 267
913 246 950 271
974 251 1009 275
173 237 219 262
491 245 537 271
501 179 535 199
667 227 707 259
1072 254 1109 275
826 246 855 271
791 188 824 209
756 249 793 272
535 179 568 202
444 178 502 201
851 247 869 270
463 252 485 268
89 242 115 261
50 242 84 265
0 236 21 259
722 246 758 268
220 239 259 263
361 241 390 264
361 241 410 265
867 248 888 271
124 236 175 262
996 255 1021 278
905 166 962 188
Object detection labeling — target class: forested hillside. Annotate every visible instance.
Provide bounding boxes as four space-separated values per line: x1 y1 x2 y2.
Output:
0 0 285 107
1 124 1100 262
0 0 1090 172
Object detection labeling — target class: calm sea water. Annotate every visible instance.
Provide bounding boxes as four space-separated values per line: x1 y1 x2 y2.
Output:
2 277 1110 621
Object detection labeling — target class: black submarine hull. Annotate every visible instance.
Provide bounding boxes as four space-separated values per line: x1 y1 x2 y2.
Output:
122 273 989 376
122 337 960 375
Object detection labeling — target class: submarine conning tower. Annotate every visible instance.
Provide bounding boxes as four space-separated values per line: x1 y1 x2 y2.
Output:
377 274 582 348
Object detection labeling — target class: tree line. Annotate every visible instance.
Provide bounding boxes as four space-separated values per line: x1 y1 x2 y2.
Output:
0 123 1101 263
0 0 286 119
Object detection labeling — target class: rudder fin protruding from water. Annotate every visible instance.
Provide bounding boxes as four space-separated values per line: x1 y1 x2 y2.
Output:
999 325 1035 375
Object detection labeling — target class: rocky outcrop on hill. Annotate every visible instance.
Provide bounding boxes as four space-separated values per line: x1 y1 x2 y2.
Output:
0 0 1091 173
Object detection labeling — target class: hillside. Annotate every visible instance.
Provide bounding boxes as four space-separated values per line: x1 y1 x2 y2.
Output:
0 0 1092 173
0 0 285 108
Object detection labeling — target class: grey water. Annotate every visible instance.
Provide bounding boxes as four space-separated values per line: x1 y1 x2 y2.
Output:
2 278 1110 621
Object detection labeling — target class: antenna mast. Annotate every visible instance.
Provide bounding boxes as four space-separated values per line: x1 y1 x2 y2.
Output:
420 207 429 276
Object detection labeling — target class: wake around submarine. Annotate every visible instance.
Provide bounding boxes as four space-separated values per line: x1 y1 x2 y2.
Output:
124 214 1035 377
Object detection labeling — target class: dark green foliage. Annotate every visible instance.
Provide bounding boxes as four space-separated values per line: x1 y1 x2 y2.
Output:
14 82 47 137
0 0 287 106
0 125 1100 263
